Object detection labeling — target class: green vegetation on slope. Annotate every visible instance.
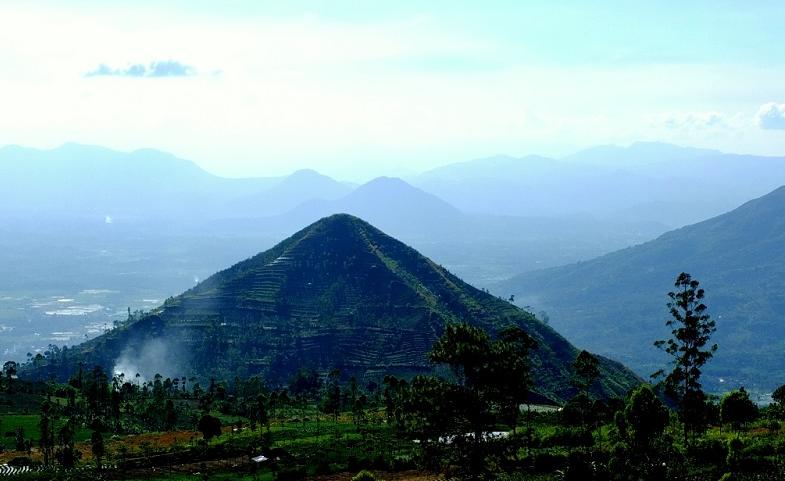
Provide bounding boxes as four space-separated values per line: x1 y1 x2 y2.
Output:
497 185 785 392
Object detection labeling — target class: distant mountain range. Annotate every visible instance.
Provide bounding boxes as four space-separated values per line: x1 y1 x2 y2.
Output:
30 214 641 401
0 143 346 222
495 184 785 392
6 141 785 230
413 142 785 228
0 142 664 291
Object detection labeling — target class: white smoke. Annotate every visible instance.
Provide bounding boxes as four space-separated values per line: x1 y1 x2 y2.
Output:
113 338 183 383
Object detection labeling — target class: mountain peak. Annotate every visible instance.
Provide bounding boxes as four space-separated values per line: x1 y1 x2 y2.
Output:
43 215 639 400
359 176 413 190
289 168 327 179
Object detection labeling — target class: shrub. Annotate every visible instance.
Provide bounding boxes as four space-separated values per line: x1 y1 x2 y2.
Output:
351 470 379 481
8 456 32 467
276 465 307 481
523 450 567 473
687 437 727 467
726 437 743 470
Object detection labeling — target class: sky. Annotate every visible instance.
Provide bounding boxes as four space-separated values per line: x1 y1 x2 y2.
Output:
1 1 785 181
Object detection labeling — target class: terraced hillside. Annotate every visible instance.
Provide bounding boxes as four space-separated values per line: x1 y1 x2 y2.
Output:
32 214 639 401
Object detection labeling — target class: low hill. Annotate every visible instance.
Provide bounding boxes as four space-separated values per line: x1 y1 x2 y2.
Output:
30 215 640 401
495 185 785 391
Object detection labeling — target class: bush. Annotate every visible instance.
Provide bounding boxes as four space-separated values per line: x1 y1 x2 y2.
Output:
540 427 593 447
275 465 307 481
726 437 743 470
564 451 593 481
522 450 567 473
687 437 727 467
351 470 379 481
8 456 33 467
388 455 414 471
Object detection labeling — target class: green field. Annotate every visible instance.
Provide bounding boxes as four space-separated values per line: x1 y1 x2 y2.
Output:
1 413 92 450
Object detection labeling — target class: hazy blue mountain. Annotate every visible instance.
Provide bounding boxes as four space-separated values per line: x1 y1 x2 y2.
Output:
285 176 465 233
562 142 719 166
0 143 349 222
494 184 785 392
0 143 273 221
227 169 353 217
30 214 641 401
414 142 785 228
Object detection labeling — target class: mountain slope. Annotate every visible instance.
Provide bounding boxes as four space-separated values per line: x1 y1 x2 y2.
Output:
33 215 640 401
495 185 785 391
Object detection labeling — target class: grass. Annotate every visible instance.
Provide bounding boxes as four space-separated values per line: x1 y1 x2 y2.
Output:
0 413 92 450
0 390 43 414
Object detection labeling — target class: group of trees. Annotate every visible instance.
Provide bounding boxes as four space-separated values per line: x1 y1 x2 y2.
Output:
397 323 537 473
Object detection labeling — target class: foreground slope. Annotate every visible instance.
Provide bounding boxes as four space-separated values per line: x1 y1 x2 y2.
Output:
35 215 638 401
497 185 785 391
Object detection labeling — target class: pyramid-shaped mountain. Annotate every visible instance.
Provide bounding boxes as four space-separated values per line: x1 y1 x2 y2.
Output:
38 214 638 401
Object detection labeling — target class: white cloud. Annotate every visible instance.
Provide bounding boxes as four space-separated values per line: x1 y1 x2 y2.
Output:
661 111 730 130
756 102 785 130
86 60 196 78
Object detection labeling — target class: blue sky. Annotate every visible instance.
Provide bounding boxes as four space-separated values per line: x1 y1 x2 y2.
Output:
1 1 784 180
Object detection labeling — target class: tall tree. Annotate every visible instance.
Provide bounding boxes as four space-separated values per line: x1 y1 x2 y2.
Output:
321 368 342 424
720 387 758 432
56 417 77 468
39 400 56 466
653 272 717 447
257 394 270 433
609 384 672 481
197 414 222 442
428 322 536 475
572 350 600 395
2 361 18 392
289 368 322 426
91 430 105 471
564 350 601 443
497 325 537 435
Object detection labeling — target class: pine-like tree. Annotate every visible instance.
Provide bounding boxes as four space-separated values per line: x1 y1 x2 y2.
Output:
654 272 717 447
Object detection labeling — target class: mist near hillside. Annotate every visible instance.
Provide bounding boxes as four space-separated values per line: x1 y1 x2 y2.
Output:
113 337 186 384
